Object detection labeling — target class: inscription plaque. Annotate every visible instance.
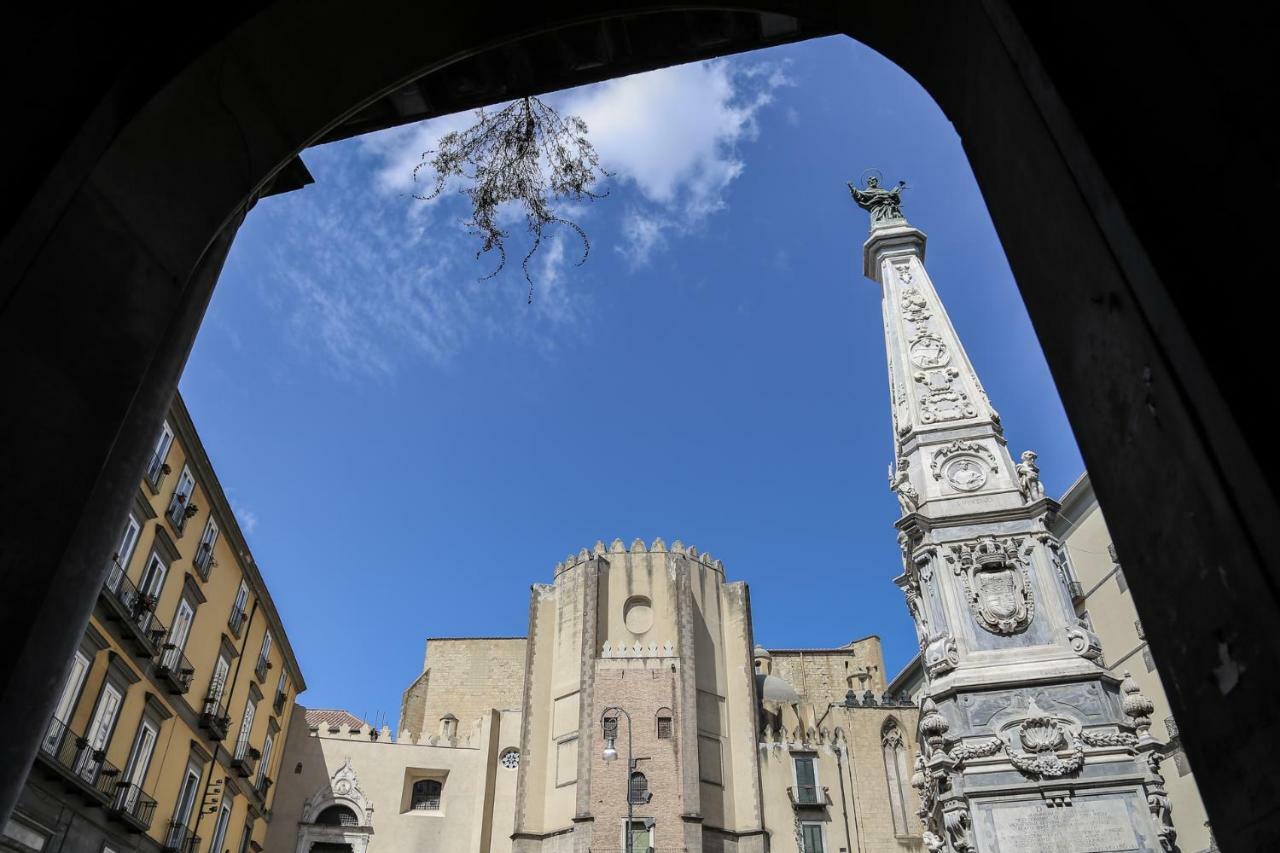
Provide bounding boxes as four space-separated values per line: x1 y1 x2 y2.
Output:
988 798 1143 853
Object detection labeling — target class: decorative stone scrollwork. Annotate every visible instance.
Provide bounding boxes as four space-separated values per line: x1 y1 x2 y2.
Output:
948 736 1003 765
924 634 959 677
894 384 912 437
949 536 1035 635
913 367 977 423
921 831 946 853
942 803 974 852
1066 620 1104 663
1079 729 1138 748
1004 708 1085 779
920 698 950 751
901 285 931 323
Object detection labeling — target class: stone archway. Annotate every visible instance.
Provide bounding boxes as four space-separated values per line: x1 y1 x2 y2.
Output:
295 759 374 853
2 6 1276 849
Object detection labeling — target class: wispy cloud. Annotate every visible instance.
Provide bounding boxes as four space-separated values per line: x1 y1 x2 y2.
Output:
251 55 790 377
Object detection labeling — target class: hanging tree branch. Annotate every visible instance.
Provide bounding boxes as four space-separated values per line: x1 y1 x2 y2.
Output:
412 95 611 303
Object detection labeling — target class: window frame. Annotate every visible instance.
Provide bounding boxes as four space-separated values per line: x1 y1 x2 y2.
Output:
799 820 826 853
194 516 219 576
410 778 443 812
791 752 821 806
145 421 175 488
107 514 142 592
166 465 196 531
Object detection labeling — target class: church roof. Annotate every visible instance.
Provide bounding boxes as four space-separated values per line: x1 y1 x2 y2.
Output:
306 708 367 730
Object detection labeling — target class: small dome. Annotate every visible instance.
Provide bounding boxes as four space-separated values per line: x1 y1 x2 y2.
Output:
753 646 772 660
757 673 800 703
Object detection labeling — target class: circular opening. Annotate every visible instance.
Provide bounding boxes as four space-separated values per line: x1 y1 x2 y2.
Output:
623 595 653 634
499 748 520 770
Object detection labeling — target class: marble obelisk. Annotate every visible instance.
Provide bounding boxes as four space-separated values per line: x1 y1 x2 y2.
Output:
851 176 1178 853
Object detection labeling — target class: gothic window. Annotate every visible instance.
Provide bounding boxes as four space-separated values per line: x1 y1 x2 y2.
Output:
499 748 520 770
316 804 359 826
881 719 912 836
628 771 650 804
411 779 442 811
656 709 673 740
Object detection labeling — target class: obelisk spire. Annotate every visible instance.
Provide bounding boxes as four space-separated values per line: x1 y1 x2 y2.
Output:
852 177 1175 853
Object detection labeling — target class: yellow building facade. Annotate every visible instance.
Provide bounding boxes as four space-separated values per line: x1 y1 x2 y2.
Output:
5 395 305 853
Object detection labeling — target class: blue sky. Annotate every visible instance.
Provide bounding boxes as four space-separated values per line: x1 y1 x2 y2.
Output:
180 35 1083 728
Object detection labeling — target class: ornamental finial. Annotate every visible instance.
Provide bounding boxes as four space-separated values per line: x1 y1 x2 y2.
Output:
848 169 908 229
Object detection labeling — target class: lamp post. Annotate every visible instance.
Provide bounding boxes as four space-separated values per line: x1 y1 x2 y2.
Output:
600 706 634 853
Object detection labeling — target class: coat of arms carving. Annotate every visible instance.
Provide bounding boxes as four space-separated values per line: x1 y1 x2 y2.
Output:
949 536 1034 635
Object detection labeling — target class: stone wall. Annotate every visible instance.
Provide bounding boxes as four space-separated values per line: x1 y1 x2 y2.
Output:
769 636 888 703
406 637 528 740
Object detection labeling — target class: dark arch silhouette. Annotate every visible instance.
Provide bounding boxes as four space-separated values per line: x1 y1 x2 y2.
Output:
1 6 1274 847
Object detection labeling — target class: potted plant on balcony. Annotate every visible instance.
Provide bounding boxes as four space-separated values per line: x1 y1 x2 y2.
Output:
183 503 199 519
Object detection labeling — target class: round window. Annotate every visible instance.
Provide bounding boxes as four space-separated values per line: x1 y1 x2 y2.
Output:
499 748 520 770
623 596 653 634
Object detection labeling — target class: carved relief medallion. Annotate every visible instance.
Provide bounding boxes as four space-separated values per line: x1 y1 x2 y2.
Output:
949 536 1034 635
901 286 931 322
909 333 950 368
943 457 987 492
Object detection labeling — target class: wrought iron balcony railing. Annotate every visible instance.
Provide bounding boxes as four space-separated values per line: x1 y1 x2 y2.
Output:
161 820 201 853
154 642 195 695
786 785 831 808
37 716 121 803
200 697 231 741
99 569 168 659
254 656 270 682
165 492 192 533
255 775 273 801
231 742 260 778
109 782 158 832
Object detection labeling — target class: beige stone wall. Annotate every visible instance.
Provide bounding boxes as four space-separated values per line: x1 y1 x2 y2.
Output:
1056 477 1213 853
266 704 522 853
406 637 527 740
769 636 888 703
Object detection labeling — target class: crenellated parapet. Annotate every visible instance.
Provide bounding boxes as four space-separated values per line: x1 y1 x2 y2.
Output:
552 537 725 577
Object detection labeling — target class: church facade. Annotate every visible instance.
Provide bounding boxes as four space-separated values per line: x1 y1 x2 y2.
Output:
266 543 923 853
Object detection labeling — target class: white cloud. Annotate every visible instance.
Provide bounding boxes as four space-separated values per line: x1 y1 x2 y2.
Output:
561 59 789 219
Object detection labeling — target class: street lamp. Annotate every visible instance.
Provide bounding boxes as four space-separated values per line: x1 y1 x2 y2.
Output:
600 706 634 853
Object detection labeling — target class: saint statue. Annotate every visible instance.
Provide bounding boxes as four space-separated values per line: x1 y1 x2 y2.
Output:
848 175 907 225
1016 450 1045 502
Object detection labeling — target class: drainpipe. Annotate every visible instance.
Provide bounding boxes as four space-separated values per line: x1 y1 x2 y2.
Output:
193 598 260 844
834 735 855 853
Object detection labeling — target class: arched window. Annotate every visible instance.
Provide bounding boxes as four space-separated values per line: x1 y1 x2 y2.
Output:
315 804 359 826
411 779 442 811
655 708 673 740
881 719 911 836
628 771 650 804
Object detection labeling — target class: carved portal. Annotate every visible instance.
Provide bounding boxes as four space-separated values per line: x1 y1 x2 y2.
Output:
949 536 1034 635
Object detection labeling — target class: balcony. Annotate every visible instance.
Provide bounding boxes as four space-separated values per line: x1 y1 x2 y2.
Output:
165 492 197 535
36 717 121 804
230 744 260 779
1068 580 1085 603
99 570 168 659
227 607 247 638
145 452 170 493
255 775 273 802
273 691 287 716
786 785 832 808
109 783 157 832
154 642 195 695
161 820 201 853
193 542 214 581
254 656 270 682
199 697 231 741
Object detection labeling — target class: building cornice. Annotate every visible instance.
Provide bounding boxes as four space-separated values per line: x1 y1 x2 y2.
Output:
169 393 306 692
